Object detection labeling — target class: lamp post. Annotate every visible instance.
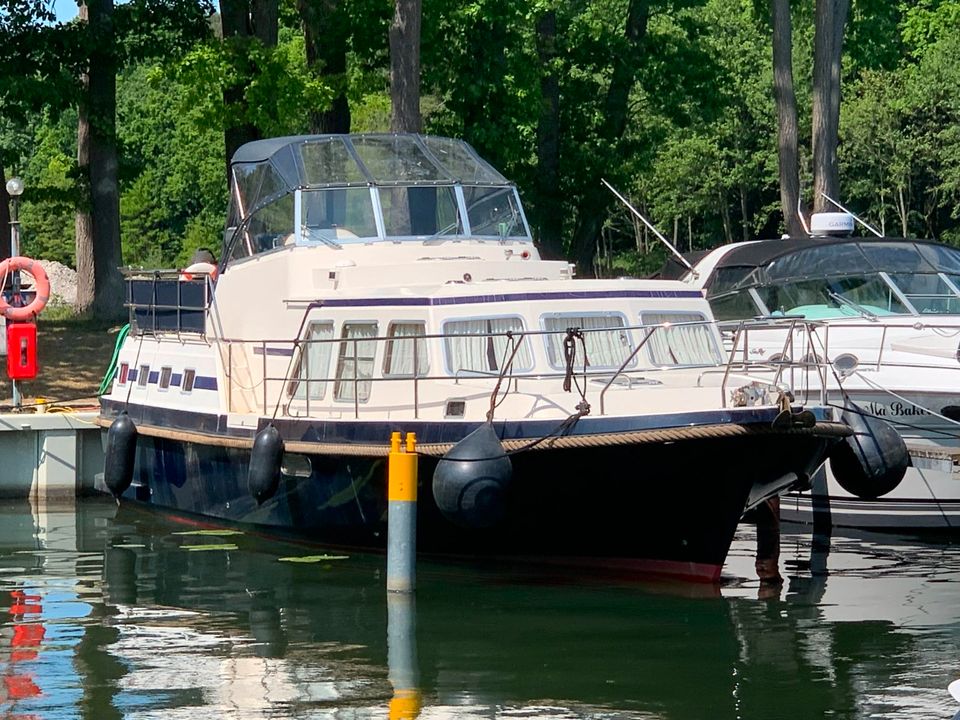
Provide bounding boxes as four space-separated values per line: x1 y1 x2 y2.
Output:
5 176 24 409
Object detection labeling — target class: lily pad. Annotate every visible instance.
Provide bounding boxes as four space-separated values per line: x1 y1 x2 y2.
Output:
171 530 244 537
277 554 349 563
182 543 239 552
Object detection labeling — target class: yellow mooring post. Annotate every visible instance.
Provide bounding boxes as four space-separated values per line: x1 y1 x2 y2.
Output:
387 431 418 593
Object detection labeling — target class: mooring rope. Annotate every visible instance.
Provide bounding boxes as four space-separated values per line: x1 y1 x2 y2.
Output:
96 416 851 458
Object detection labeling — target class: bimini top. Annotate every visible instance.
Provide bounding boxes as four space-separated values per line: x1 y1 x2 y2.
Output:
689 236 960 320
230 134 511 188
224 134 532 262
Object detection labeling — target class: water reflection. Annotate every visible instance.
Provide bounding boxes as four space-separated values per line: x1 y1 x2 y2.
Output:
0 497 956 719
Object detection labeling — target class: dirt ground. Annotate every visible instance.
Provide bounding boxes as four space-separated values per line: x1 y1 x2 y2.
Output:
0 316 121 412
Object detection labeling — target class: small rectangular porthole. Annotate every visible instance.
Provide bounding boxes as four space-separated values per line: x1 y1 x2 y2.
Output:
181 368 196 393
138 364 150 387
158 367 172 390
445 399 466 418
118 362 129 385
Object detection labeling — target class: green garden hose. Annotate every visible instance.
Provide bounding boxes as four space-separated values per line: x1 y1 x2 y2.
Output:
97 323 130 396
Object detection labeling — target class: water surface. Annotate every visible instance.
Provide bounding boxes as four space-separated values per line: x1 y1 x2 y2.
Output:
0 497 957 719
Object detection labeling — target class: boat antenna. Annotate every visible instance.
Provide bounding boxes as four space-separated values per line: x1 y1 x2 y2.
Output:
796 195 810 236
820 192 883 237
600 178 698 278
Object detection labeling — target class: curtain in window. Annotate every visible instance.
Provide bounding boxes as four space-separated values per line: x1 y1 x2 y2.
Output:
335 323 378 401
385 323 429 376
445 318 530 373
542 315 633 368
294 322 334 400
643 313 722 366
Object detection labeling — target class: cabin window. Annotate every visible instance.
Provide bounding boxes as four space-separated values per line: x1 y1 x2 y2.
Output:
334 322 379 402
181 368 196 393
138 364 150 387
757 276 908 317
462 186 526 238
301 188 378 242
711 291 763 322
641 312 723 366
291 321 335 400
117 362 129 385
443 317 532 374
383 322 429 376
158 367 172 390
378 187 460 238
889 273 960 314
541 314 634 369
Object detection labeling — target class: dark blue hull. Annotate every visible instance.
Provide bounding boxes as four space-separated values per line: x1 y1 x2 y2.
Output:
100 401 841 582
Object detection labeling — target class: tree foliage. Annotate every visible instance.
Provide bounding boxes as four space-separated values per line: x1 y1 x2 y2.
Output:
2 0 960 281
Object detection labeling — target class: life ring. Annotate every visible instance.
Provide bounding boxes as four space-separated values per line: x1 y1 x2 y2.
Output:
0 256 50 321
180 262 218 281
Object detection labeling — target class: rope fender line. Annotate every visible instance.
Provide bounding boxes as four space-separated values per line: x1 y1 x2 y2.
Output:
95 416 852 457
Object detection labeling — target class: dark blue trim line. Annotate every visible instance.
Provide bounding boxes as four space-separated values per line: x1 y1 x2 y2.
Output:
194 376 219 391
253 346 297 357
318 289 704 308
118 369 216 391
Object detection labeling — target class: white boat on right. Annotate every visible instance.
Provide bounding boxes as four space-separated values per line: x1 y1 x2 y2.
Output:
669 213 960 531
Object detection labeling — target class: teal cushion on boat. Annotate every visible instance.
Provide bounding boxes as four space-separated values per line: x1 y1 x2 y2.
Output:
779 304 897 319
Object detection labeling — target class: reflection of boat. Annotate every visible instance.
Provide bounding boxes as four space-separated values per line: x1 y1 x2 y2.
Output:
671 224 960 530
9 497 958 719
97 134 848 581
1 499 959 718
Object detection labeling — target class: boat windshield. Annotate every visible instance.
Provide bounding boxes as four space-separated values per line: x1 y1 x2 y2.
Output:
707 240 960 320
222 134 532 263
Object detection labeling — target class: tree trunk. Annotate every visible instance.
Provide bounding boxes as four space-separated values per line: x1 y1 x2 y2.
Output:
219 0 261 175
299 0 350 133
251 0 278 45
897 185 908 238
0 166 10 261
389 0 421 132
811 0 849 213
75 0 124 321
739 183 750 241
535 9 563 259
771 0 803 237
720 191 733 244
570 0 649 273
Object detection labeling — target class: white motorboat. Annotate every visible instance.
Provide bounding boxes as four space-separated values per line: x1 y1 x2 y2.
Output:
97 134 851 581
674 214 960 530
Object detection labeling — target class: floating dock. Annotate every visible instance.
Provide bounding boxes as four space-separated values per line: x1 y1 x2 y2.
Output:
0 410 103 498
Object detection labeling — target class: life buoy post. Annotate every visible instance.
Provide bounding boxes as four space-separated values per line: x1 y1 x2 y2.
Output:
0 256 49 409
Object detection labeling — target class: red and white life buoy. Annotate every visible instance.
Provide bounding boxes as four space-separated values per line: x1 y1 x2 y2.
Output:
0 256 50 321
180 262 218 281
